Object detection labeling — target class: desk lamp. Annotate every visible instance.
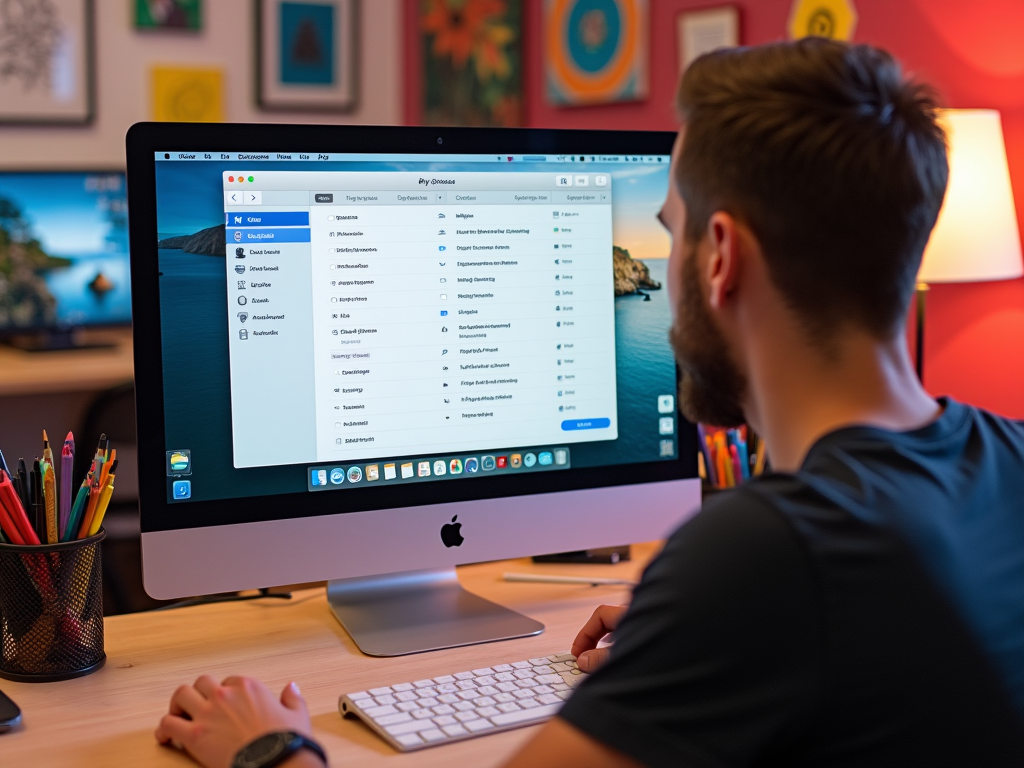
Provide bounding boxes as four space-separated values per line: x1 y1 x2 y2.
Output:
915 109 1023 382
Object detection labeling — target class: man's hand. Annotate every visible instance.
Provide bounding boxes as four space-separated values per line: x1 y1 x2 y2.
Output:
155 676 320 768
571 604 627 673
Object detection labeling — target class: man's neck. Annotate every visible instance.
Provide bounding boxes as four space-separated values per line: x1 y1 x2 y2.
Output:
744 329 941 473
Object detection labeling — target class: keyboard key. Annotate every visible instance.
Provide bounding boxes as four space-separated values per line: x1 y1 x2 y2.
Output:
417 687 438 698
374 695 396 706
494 672 516 683
392 682 415 692
516 679 537 689
364 705 397 718
433 675 455 684
535 674 561 685
432 705 455 716
472 668 494 676
532 665 555 675
414 680 435 688
513 670 536 679
513 690 534 700
532 685 555 695
549 662 573 673
369 686 393 696
548 652 576 663
537 693 562 705
454 672 474 680
477 685 499 696
349 690 371 700
490 703 561 726
442 724 468 737
512 661 531 669
395 733 423 747
418 698 440 709
496 702 521 713
376 712 412 726
457 691 478 701
519 697 540 709
386 720 436 736
395 691 419 702
455 711 478 722
492 664 513 672
476 706 500 718
433 715 457 727
465 719 494 732
436 683 458 694
437 693 459 704
529 658 550 666
553 683 569 691
396 701 420 712
494 692 516 703
496 682 518 693
556 690 572 701
421 729 446 742
411 709 434 720
454 701 475 711
457 680 478 690
475 675 497 686
473 696 496 707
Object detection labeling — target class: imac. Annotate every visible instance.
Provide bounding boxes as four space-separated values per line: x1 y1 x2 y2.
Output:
0 171 132 350
126 124 701 656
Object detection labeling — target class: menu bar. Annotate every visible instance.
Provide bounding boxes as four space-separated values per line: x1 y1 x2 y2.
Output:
157 151 669 164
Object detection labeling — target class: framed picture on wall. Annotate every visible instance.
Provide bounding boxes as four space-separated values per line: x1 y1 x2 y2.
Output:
677 6 738 73
0 0 95 125
256 0 359 112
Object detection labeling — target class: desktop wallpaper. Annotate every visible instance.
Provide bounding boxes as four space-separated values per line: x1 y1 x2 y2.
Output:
0 172 132 330
154 159 680 503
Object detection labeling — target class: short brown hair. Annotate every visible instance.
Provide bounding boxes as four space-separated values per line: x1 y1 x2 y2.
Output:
676 39 948 342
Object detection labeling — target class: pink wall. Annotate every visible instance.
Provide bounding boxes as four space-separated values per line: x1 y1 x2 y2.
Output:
406 0 1024 417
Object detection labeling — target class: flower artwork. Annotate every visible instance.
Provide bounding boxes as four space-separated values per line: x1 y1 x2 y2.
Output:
420 0 522 127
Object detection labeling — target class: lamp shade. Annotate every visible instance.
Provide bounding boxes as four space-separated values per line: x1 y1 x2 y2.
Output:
918 109 1023 283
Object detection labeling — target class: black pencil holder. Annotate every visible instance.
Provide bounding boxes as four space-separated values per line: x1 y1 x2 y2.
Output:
0 530 106 682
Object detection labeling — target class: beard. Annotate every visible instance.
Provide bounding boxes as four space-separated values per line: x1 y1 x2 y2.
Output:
669 246 748 427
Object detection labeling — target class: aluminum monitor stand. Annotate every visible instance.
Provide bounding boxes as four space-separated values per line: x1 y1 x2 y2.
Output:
327 569 544 657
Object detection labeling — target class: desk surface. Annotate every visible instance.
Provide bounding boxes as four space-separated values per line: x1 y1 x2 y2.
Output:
2 544 659 768
0 329 133 396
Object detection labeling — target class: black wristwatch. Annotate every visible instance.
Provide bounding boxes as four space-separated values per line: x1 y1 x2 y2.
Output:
232 731 327 768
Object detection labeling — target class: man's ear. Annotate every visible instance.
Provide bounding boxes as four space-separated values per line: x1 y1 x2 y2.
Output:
705 212 741 310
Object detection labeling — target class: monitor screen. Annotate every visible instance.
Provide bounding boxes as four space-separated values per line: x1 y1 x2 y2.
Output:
0 171 132 332
138 134 695 534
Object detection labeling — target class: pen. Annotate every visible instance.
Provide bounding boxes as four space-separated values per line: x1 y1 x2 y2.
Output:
503 572 639 587
77 474 102 540
16 458 29 512
0 496 26 545
0 470 39 545
88 459 117 537
64 479 91 543
0 447 9 477
30 460 45 543
60 434 74 540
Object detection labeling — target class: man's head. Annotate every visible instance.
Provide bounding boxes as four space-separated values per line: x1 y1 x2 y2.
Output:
664 38 949 426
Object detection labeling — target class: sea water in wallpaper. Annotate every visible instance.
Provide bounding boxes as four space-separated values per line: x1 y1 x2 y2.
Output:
154 160 677 502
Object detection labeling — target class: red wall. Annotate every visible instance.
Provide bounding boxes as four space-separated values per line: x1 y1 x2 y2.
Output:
405 0 1024 417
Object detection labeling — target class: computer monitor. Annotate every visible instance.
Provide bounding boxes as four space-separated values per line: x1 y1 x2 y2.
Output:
127 123 701 656
0 171 132 350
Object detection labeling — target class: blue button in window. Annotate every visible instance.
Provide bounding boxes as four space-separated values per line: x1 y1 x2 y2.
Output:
561 418 611 431
172 480 191 500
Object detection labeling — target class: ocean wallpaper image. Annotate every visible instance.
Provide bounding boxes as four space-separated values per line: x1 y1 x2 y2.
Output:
0 173 131 330
155 159 680 502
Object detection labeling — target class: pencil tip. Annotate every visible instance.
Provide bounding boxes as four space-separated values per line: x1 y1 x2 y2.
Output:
42 429 48 443
66 431 73 441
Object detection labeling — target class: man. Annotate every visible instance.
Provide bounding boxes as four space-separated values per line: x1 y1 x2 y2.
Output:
156 39 1024 767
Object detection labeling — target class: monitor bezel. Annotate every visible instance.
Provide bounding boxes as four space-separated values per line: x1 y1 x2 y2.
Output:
0 168 132 335
126 122 696 536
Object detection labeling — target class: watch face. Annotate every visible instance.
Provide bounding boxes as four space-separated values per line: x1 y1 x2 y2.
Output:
238 733 287 767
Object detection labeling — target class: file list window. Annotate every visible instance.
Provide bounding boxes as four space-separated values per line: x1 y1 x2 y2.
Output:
223 171 618 469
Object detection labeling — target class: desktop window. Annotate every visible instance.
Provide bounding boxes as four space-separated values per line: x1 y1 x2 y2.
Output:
155 153 678 504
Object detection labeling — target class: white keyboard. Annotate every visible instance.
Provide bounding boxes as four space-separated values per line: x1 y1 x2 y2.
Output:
339 651 586 752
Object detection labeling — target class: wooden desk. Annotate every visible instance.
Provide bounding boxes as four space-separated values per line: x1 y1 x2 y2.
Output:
0 328 133 397
1 544 661 767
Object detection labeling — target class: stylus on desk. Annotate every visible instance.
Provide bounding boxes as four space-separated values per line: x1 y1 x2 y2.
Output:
503 572 638 587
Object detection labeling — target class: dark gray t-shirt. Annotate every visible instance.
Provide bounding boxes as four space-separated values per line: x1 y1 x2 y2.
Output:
560 399 1024 767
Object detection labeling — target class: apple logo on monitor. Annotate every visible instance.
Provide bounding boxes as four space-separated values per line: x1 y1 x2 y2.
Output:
440 515 464 548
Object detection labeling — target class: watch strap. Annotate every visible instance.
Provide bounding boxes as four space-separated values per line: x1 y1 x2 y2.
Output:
233 731 327 768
